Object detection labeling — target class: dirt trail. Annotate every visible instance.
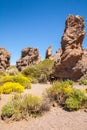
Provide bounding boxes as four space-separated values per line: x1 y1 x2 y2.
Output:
0 83 87 130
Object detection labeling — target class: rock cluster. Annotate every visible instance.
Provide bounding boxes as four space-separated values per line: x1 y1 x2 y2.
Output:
16 47 41 71
53 14 87 81
0 48 10 71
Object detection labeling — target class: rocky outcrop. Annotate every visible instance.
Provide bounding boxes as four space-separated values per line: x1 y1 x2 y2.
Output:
53 48 62 63
83 49 87 57
0 48 10 71
16 47 41 71
45 46 52 59
45 46 62 62
53 14 87 81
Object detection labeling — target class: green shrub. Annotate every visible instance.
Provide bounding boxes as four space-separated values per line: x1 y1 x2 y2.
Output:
65 89 86 111
1 103 14 119
22 59 54 83
6 66 19 76
22 66 39 78
65 97 81 111
47 82 61 99
83 97 87 108
46 81 87 111
65 87 86 111
79 79 87 85
47 81 73 105
23 94 41 116
30 77 38 84
63 79 73 86
68 89 85 102
47 81 72 99
1 82 24 94
38 74 47 83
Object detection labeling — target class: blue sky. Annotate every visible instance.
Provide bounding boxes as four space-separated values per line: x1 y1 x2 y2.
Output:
0 0 87 65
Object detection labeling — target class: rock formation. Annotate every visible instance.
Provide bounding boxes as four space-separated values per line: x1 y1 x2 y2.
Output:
0 48 10 71
53 14 87 81
16 47 41 71
45 46 52 59
45 46 62 62
53 48 62 63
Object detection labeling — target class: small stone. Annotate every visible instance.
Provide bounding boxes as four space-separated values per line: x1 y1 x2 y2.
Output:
84 109 87 112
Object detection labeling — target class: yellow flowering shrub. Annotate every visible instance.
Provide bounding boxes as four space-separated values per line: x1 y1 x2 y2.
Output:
1 82 24 94
64 85 72 95
12 74 31 89
0 74 31 89
2 82 12 94
0 75 14 84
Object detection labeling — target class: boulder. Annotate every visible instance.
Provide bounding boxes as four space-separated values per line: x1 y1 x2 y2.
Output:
16 47 41 71
53 14 87 81
0 48 10 71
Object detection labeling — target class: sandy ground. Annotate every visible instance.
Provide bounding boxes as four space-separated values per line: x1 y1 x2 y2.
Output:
0 83 87 130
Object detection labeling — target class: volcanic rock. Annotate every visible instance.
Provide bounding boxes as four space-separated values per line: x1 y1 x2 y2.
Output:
53 48 62 63
16 47 41 71
0 48 10 71
53 14 87 81
45 46 52 59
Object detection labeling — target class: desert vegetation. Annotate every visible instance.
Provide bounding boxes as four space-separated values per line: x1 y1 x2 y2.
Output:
0 59 87 122
22 59 54 83
1 93 50 121
1 79 87 121
0 73 31 95
1 94 41 120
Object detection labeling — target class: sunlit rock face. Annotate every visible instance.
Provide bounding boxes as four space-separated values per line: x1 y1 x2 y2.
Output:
53 48 62 63
45 46 62 62
45 46 53 60
16 47 41 71
0 48 10 71
53 14 87 81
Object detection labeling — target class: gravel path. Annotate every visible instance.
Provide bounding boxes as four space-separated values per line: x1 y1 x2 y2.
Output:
0 83 87 130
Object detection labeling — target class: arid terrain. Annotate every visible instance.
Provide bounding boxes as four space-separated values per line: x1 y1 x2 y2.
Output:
0 83 87 130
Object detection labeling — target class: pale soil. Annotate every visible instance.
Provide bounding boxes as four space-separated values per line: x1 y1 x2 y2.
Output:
0 83 87 130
